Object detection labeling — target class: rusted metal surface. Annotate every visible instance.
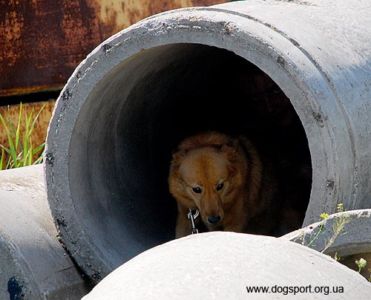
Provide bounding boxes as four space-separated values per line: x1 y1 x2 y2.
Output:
0 0 228 98
0 100 55 151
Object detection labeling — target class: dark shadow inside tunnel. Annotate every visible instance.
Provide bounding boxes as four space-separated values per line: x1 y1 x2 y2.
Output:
69 43 312 267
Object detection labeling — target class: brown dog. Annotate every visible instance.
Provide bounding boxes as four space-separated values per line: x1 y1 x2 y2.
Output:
169 132 278 238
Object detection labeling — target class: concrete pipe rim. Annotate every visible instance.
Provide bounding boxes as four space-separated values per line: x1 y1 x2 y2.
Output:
45 7 342 280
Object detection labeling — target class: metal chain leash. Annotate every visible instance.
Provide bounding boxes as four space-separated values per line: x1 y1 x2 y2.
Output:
187 208 199 234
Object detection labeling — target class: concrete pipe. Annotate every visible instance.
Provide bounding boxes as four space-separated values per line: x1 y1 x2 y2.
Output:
283 209 371 258
83 232 371 300
45 0 371 280
0 165 88 299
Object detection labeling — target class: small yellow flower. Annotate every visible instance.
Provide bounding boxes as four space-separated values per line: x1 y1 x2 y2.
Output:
336 203 344 212
355 258 367 273
320 213 329 220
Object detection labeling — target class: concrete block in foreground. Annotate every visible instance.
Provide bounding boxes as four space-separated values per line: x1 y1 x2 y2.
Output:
83 232 371 300
0 165 88 299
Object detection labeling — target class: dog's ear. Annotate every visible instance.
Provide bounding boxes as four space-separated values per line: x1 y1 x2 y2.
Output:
220 138 239 162
170 149 187 170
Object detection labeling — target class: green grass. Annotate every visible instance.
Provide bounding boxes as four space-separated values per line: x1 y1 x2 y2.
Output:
0 103 45 170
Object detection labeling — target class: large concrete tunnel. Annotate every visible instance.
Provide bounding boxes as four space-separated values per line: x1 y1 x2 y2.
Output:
45 0 371 280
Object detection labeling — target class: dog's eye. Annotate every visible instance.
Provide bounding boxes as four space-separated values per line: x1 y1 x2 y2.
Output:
192 187 202 194
216 182 224 191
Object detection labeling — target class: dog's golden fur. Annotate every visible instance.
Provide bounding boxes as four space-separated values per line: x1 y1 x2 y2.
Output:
169 132 278 238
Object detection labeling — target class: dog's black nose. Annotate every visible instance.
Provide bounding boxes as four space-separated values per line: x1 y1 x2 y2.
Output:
207 215 221 224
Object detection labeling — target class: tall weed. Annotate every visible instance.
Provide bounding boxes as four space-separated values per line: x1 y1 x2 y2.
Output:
0 103 45 170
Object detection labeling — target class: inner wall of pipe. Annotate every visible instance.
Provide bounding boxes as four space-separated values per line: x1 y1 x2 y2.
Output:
69 44 312 266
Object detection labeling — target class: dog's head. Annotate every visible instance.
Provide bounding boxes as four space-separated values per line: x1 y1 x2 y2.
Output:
169 134 247 230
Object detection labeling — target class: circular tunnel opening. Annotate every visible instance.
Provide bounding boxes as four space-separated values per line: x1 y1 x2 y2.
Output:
69 43 312 267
